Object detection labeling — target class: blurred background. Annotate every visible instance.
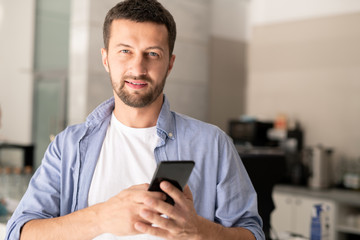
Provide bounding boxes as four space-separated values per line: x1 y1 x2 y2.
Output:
0 0 360 239
0 0 359 169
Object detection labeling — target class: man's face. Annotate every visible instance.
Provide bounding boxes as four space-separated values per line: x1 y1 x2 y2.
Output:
101 19 175 108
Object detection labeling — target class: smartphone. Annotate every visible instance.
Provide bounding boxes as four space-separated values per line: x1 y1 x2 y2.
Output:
148 161 195 205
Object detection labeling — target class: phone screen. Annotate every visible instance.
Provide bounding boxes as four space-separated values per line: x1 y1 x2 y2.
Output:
148 161 195 205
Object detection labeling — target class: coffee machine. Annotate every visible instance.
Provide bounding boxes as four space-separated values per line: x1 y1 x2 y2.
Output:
303 145 333 189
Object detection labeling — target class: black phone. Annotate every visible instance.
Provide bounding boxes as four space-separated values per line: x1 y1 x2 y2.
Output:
148 161 195 205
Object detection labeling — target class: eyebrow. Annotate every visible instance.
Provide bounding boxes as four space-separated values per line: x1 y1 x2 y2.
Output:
146 46 165 53
115 43 133 48
115 43 165 53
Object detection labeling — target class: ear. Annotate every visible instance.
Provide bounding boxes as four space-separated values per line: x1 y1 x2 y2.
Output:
167 54 176 75
101 48 109 72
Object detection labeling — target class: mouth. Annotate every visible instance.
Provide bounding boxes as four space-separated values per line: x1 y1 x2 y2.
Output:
125 80 148 89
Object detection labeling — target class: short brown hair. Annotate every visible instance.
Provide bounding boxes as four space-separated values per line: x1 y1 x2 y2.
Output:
103 0 177 56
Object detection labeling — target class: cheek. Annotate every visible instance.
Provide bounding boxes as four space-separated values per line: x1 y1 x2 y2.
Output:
152 64 170 78
110 70 123 82
108 61 125 78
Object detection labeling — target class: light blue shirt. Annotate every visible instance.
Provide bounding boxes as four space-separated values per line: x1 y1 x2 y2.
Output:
6 96 264 240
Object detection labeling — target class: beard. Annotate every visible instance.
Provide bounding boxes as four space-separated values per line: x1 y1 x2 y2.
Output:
110 69 168 108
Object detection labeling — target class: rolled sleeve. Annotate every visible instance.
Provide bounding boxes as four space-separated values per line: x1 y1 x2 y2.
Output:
215 136 265 240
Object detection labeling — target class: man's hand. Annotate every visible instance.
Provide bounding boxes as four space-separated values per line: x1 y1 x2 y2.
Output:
133 182 256 240
96 183 167 236
20 183 167 240
133 181 202 240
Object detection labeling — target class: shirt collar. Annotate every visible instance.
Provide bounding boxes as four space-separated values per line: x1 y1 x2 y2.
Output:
85 95 175 140
85 97 115 128
156 94 176 140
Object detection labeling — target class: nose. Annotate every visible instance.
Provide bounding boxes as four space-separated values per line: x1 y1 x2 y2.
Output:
129 54 147 77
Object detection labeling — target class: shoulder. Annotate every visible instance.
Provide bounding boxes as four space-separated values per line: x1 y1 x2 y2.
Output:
173 112 231 142
56 97 114 143
57 122 88 142
44 123 88 159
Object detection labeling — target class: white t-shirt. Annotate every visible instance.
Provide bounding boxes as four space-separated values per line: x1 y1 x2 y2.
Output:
88 113 163 240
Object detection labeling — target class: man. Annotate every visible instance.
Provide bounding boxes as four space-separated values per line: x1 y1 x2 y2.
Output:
6 0 264 239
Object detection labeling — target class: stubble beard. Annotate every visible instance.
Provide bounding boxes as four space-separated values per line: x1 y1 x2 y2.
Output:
110 71 168 108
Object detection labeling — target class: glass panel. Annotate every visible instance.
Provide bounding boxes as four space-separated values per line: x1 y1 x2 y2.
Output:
33 76 66 168
32 0 70 168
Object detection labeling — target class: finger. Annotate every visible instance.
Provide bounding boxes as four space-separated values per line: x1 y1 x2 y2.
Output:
143 194 179 221
135 191 167 204
134 208 154 226
182 185 193 201
139 208 191 238
134 221 169 238
160 181 185 206
138 207 188 237
140 208 176 229
129 183 150 190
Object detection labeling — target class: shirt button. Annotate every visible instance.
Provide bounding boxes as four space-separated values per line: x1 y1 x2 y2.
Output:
168 132 173 138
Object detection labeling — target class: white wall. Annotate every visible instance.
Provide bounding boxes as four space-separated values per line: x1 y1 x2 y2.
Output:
159 0 211 121
250 0 360 26
0 0 36 144
247 0 360 159
211 0 250 41
208 0 250 131
67 0 92 125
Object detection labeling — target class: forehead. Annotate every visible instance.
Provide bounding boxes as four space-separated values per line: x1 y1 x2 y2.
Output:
109 19 169 50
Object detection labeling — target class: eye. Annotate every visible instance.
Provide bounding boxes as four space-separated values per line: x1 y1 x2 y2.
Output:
148 52 159 57
120 49 130 54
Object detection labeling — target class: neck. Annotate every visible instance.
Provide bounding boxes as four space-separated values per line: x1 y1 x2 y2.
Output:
113 93 163 128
